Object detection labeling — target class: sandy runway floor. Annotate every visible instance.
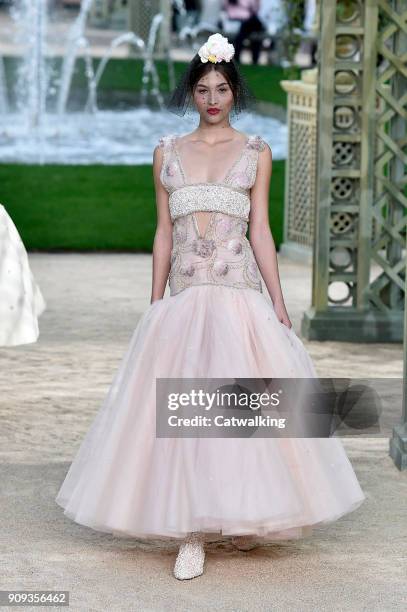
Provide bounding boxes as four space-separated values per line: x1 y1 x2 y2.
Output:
0 253 405 611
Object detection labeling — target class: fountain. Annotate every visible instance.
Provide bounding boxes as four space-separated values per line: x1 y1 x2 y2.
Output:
14 0 48 129
0 55 8 114
0 0 288 165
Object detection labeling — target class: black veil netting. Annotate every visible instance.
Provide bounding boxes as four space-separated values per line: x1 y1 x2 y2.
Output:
165 53 258 122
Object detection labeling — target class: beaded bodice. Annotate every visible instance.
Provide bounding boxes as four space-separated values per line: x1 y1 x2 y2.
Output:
158 133 266 221
157 132 267 296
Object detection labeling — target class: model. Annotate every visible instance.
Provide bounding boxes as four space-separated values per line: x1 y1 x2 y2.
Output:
55 34 365 581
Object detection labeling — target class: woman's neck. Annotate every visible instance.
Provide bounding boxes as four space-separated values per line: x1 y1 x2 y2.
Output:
194 122 236 141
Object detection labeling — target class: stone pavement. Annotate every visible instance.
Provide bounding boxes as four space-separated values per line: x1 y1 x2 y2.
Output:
0 253 406 611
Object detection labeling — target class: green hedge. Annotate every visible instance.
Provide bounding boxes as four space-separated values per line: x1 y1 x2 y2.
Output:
3 57 297 108
0 162 285 251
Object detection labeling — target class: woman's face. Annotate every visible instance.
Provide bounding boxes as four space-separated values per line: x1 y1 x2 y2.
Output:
192 68 234 122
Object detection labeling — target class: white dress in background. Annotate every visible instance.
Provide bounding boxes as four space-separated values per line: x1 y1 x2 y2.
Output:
55 134 365 541
0 203 46 346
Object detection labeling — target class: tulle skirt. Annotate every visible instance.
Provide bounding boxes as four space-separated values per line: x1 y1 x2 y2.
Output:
0 204 46 346
55 284 365 541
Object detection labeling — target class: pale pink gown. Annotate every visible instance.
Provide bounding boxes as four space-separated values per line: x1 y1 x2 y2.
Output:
55 133 366 541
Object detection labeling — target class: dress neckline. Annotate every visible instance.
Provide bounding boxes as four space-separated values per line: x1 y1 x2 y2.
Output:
172 133 252 188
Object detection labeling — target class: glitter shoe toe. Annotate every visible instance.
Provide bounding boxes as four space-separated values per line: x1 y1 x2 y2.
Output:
173 532 205 580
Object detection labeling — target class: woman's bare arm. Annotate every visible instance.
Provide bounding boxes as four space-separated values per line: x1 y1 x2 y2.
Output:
150 145 173 304
248 144 292 328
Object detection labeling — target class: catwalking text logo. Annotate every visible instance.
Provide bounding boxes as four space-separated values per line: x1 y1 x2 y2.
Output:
155 377 391 439
166 388 287 430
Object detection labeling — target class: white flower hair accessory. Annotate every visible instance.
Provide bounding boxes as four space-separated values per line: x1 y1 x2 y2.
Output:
198 33 235 64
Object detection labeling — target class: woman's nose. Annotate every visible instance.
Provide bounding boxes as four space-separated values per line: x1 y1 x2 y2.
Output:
209 92 218 104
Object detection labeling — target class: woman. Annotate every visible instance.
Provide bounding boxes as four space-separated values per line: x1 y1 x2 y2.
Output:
55 33 366 581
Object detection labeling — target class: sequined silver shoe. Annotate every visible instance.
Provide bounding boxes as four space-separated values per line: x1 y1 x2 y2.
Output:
231 535 259 551
173 532 205 580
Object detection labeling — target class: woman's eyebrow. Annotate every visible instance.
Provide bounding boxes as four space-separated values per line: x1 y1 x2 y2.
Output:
197 82 229 88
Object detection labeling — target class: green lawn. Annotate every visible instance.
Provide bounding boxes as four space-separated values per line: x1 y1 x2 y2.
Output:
85 59 297 108
0 162 285 251
4 57 298 109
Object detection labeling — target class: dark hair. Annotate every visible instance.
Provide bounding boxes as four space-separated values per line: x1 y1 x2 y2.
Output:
166 53 257 118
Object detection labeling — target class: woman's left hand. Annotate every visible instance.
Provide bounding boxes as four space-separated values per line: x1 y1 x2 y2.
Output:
273 300 292 329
